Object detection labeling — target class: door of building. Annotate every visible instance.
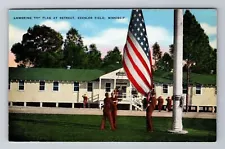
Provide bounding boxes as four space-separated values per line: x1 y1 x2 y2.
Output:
116 83 127 101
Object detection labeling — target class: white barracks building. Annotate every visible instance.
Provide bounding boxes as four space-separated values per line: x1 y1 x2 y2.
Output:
8 67 217 112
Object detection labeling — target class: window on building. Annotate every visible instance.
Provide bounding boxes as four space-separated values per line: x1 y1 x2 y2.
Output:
105 83 111 92
163 84 168 93
183 84 187 94
39 81 45 91
53 81 59 91
196 84 202 94
87 82 93 92
74 82 79 91
19 80 24 90
8 80 10 90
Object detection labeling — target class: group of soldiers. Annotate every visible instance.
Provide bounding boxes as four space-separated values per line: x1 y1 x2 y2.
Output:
100 90 118 131
82 90 118 131
83 89 173 132
157 96 173 112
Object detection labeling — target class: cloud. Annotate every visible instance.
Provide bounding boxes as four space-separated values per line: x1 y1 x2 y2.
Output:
83 25 172 57
115 18 129 24
8 52 17 67
200 23 217 36
9 24 26 49
200 23 217 49
210 39 217 49
40 20 71 32
8 25 27 67
146 25 173 50
83 28 127 57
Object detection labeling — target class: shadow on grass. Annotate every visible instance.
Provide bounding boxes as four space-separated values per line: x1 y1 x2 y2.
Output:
182 118 216 132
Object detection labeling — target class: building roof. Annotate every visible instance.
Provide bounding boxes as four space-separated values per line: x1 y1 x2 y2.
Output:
153 70 216 85
9 67 105 82
8 67 216 85
100 68 216 85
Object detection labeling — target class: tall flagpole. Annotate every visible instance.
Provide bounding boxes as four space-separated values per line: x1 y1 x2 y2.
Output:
168 9 188 134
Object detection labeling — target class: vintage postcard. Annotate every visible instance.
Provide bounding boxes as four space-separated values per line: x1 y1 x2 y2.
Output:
8 8 217 142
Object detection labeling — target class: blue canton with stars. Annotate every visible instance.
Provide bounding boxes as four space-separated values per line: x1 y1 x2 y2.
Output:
128 9 150 59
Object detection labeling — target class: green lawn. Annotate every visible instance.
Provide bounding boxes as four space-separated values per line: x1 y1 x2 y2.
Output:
9 113 216 142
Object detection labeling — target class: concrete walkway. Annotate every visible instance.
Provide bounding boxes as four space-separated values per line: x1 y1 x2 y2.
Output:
9 106 216 119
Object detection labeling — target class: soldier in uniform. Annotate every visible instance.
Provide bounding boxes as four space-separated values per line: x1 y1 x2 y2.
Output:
146 90 157 132
111 91 118 129
166 96 172 112
100 93 115 131
157 96 164 112
82 94 88 108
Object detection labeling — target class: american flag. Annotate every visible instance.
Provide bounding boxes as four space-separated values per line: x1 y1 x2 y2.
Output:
122 9 154 96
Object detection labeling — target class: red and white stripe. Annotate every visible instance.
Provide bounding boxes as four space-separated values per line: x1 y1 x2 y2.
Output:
123 31 153 95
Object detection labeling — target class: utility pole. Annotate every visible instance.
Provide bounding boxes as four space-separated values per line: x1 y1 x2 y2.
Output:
186 61 189 112
186 59 195 112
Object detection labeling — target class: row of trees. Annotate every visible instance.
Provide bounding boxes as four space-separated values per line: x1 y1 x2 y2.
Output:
11 10 216 74
11 26 122 73
152 10 217 74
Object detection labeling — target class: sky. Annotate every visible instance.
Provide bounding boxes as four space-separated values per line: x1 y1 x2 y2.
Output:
8 9 217 67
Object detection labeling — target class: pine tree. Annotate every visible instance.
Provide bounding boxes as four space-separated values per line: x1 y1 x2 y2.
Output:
63 28 86 69
183 10 215 74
